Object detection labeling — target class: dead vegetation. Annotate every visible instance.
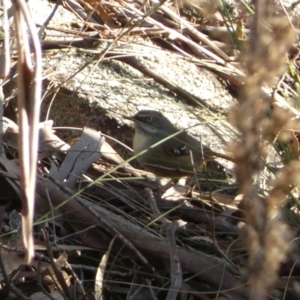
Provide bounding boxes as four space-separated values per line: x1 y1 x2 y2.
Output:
1 0 300 299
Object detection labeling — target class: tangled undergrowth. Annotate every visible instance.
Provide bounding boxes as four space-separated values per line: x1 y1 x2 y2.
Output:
1 0 300 299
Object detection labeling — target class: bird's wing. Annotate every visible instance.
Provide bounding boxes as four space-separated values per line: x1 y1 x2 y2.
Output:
161 133 192 157
162 135 213 159
163 142 189 156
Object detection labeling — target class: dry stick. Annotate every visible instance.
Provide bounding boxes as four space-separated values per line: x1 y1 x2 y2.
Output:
35 176 246 299
45 189 60 247
0 86 5 157
86 207 163 283
128 281 146 300
145 187 168 224
76 0 117 27
41 23 164 37
165 222 182 300
37 20 240 102
272 49 300 101
278 0 296 32
159 4 231 62
92 180 140 211
94 180 239 234
0 207 5 238
0 247 30 300
82 0 170 86
86 193 241 286
37 24 100 37
42 230 72 299
120 0 243 75
37 255 56 300
144 278 159 300
0 0 7 155
123 192 163 300
66 262 86 295
62 0 100 24
210 202 238 271
70 264 99 272
44 85 61 121
38 0 98 82
190 149 202 193
56 225 97 243
108 53 219 112
38 0 61 38
38 278 57 299
121 0 295 118
112 39 240 86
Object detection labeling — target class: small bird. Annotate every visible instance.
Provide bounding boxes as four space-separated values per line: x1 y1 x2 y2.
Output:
127 110 231 178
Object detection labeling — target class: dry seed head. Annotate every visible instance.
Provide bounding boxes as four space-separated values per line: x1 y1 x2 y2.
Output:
262 106 295 142
244 18 295 86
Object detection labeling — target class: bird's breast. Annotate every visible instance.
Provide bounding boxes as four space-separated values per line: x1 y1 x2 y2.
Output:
133 131 151 155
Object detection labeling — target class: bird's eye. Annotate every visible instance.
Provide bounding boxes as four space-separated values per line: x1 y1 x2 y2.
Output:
146 117 152 122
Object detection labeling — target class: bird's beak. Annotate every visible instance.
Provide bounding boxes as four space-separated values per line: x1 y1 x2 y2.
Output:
123 114 136 121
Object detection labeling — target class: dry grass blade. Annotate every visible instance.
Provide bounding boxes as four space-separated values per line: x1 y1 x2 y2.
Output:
0 0 11 80
11 0 42 264
0 0 13 159
95 236 116 300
